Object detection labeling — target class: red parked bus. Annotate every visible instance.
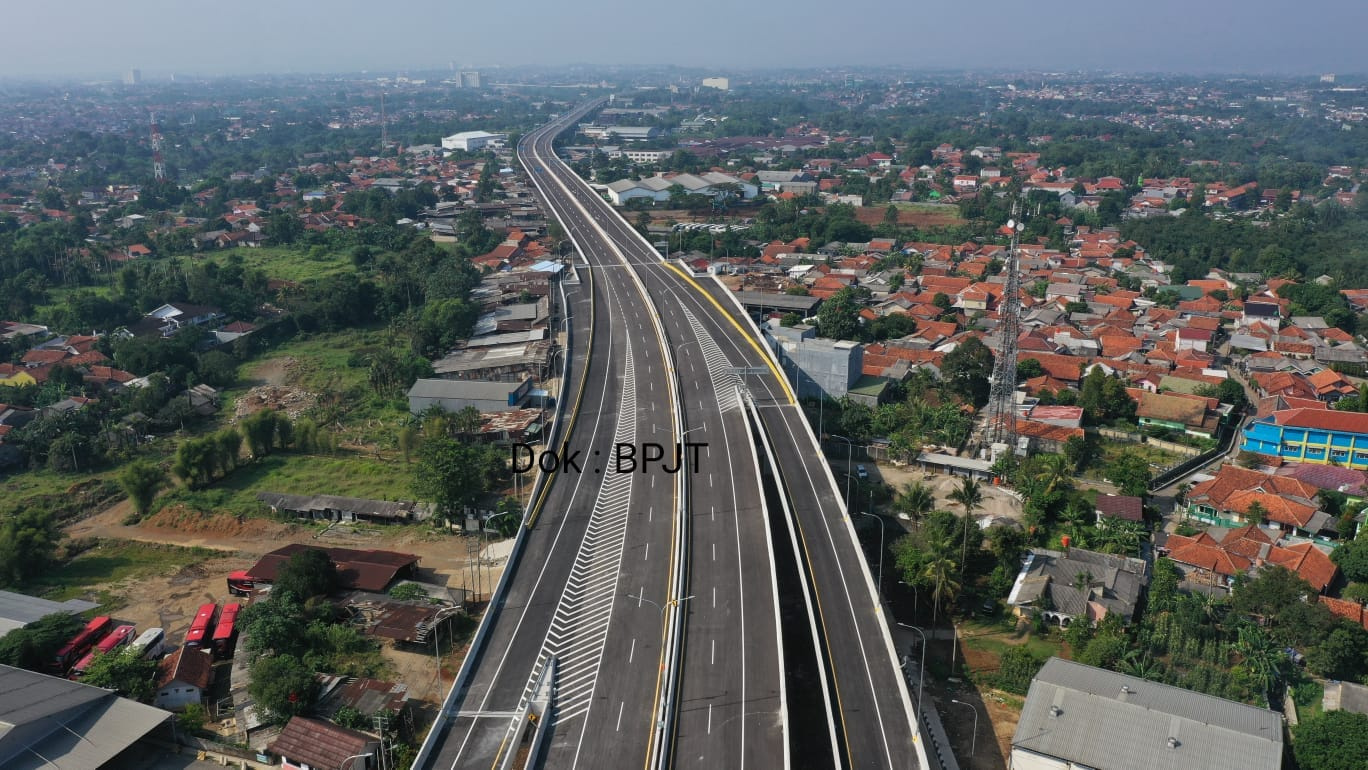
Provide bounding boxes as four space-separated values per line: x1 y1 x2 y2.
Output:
211 603 241 658
51 616 112 673
185 603 219 647
227 571 256 597
70 624 136 678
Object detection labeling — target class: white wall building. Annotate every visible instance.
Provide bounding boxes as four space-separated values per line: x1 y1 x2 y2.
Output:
441 130 507 152
701 77 730 91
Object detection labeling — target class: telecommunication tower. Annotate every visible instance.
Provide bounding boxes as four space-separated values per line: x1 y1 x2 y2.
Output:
977 202 1025 457
149 112 166 181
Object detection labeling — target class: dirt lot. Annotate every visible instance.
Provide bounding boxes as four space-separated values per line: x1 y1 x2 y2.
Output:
63 498 510 707
864 462 1025 522
854 204 967 229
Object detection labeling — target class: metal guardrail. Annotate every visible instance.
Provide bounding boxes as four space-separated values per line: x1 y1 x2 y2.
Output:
409 108 599 770
516 111 690 770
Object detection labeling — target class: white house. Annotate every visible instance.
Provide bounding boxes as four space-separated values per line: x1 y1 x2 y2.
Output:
153 646 212 710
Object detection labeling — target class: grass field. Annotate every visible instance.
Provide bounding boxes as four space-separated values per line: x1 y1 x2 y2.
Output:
157 450 418 518
1083 440 1189 483
195 245 354 284
26 540 218 602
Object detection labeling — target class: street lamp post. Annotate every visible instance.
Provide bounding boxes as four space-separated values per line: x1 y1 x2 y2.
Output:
949 699 980 759
478 509 520 601
898 580 919 619
825 434 856 514
854 509 885 590
896 622 927 713
626 592 695 628
340 752 374 770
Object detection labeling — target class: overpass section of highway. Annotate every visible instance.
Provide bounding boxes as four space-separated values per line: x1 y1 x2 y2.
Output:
523 102 927 770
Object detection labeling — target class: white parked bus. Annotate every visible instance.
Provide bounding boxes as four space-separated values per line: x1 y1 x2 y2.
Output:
130 627 165 660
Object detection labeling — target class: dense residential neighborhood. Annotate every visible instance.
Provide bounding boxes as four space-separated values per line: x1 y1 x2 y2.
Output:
0 44 1367 770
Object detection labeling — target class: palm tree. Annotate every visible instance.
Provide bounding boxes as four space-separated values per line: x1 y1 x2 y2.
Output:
952 475 984 571
949 477 984 574
1120 650 1162 681
923 548 962 626
1036 454 1073 496
896 481 936 523
1235 625 1283 704
949 477 983 515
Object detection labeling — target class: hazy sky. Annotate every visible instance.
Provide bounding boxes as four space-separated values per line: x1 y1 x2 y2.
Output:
4 0 1365 78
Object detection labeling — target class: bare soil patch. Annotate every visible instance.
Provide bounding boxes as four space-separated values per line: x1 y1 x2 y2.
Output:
246 356 297 387
232 384 318 422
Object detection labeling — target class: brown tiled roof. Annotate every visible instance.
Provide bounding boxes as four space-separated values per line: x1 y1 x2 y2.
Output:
156 646 212 690
1320 596 1368 630
1095 495 1144 522
269 716 372 769
246 544 418 593
1127 389 1207 427
1268 543 1338 592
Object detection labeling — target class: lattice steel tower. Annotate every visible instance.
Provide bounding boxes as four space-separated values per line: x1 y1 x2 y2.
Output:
978 202 1025 456
149 112 165 181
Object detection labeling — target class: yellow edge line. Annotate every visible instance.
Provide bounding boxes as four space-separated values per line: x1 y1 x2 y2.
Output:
643 277 684 770
660 262 797 406
524 240 594 530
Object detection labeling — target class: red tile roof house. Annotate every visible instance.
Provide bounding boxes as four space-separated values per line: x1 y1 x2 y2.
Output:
1163 524 1338 594
1184 465 1334 537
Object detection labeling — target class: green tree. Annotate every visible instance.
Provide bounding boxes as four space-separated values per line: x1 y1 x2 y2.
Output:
996 645 1047 695
81 647 159 701
816 286 864 341
1148 558 1180 615
118 460 166 519
397 425 419 464
1106 450 1152 497
272 548 339 602
248 653 318 723
1294 710 1368 770
0 612 82 670
1078 366 1108 423
923 550 961 626
1035 454 1073 496
454 405 484 436
894 481 936 523
0 508 61 587
1333 538 1368 583
1232 566 1315 622
412 436 501 521
1234 625 1285 701
1015 358 1045 380
1306 625 1368 681
940 336 994 407
1063 434 1098 472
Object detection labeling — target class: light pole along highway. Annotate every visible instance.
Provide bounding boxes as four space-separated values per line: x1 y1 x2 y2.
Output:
524 100 929 770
